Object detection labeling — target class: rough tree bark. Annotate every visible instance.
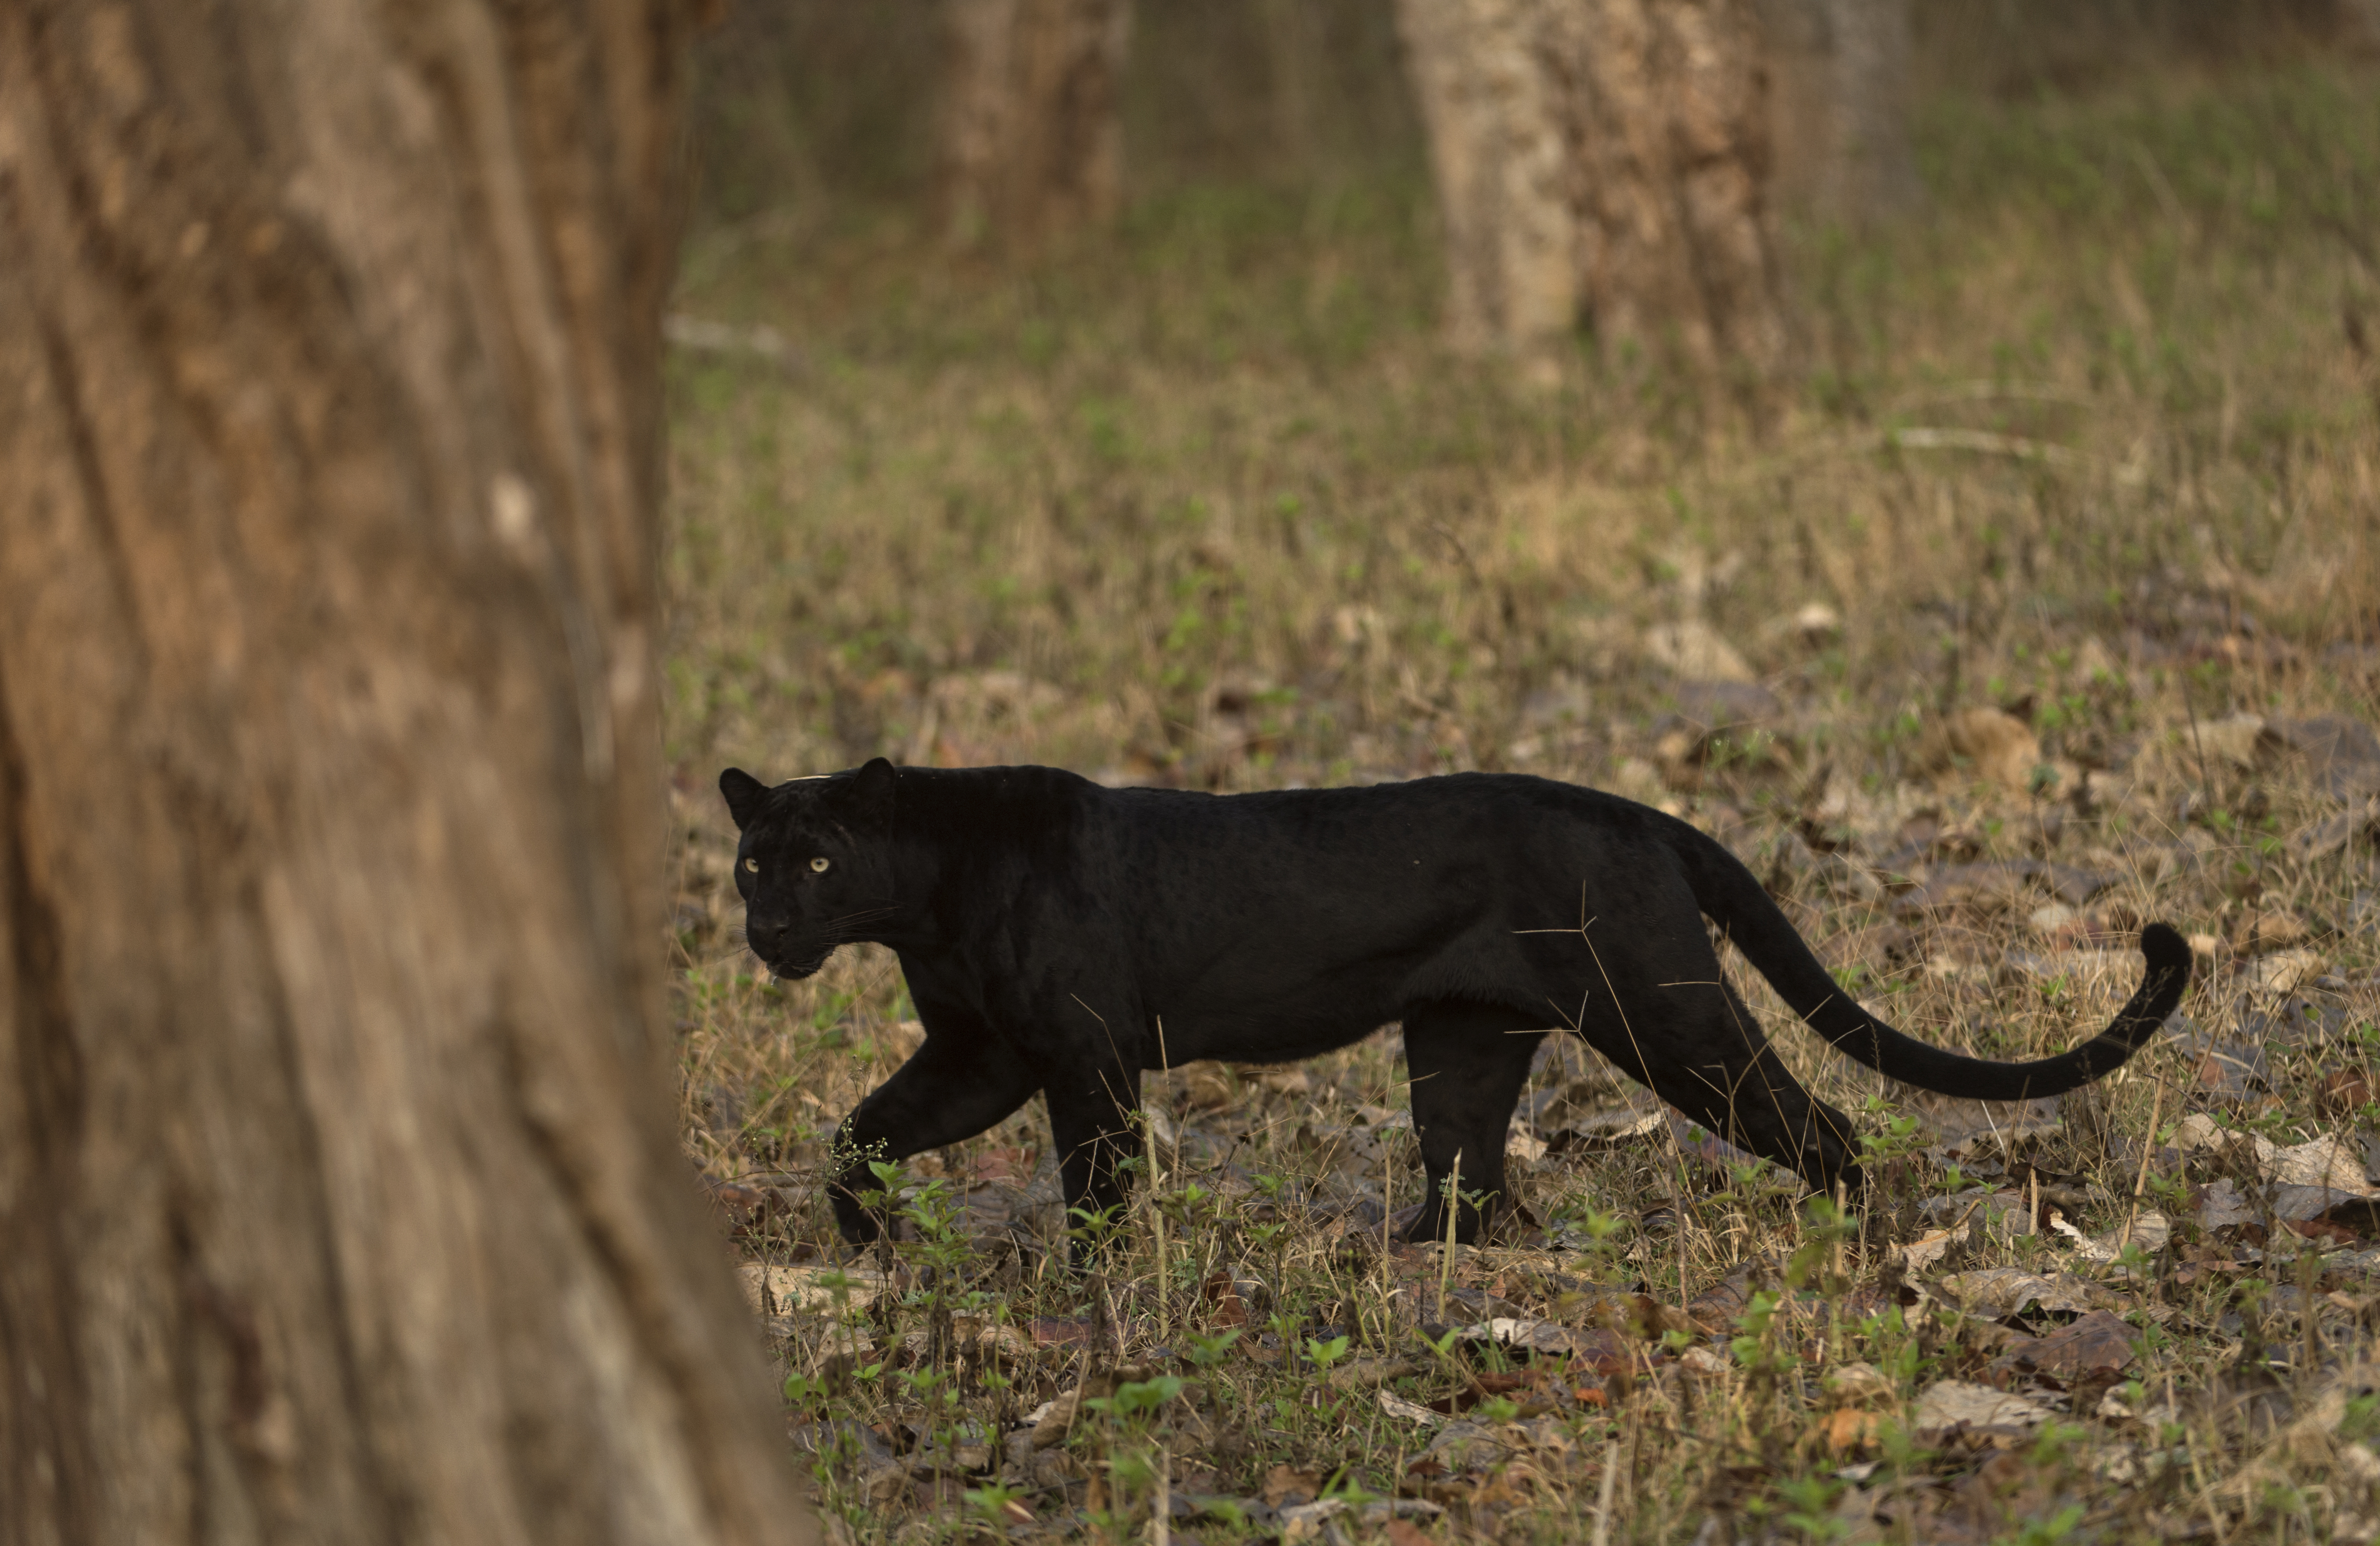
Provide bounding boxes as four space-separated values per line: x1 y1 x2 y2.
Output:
1396 0 1785 382
940 0 1131 248
1762 0 1921 225
1395 0 1581 359
0 3 814 1543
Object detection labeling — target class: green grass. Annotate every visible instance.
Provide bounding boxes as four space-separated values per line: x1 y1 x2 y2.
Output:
665 58 2380 1545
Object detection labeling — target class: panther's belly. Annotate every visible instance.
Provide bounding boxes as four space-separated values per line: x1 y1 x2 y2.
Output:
1144 974 1405 1067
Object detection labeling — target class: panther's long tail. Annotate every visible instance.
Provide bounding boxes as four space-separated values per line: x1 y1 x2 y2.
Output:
1665 818 2191 1100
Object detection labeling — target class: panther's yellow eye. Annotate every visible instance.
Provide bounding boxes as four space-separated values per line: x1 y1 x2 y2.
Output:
741 857 758 874
811 857 830 873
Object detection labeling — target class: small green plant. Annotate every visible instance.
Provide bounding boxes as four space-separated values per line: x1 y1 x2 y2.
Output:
1777 1474 1849 1543
1184 1327 1242 1370
1080 1374 1189 1538
1085 1374 1188 1423
2004 1504 2086 1544
1066 1199 1128 1257
1857 1104 1928 1166
1786 1194 1856 1295
1731 1290 1784 1376
962 1481 1029 1527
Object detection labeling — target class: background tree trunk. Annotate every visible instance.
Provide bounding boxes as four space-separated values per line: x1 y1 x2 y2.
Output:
0 3 814 1543
940 0 1131 248
1763 0 1922 225
1561 0 1786 379
1398 0 1786 385
1394 0 1582 362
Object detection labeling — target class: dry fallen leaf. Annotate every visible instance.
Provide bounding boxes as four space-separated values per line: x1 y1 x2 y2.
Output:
1823 1361 1899 1407
1899 1223 1969 1272
1264 1463 1325 1508
2195 1178 2259 1230
2269 1135 2371 1191
1990 1309 2139 1381
1325 1356 1424 1391
1679 1345 1730 1376
2186 713 2266 769
1029 1390 1080 1449
2320 1070 2375 1118
1643 619 1753 682
1820 1407 1890 1455
2049 1209 2168 1262
1452 1315 1637 1368
2229 908 2311 955
1201 1271 1250 1327
1938 1267 2116 1320
1926 707 2042 793
2247 949 2324 995
1182 1062 1236 1108
1029 1315 1100 1350
950 1316 1034 1361
1914 1380 2052 1438
740 1262 887 1315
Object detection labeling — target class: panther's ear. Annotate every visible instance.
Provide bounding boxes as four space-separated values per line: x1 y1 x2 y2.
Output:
848 756 897 829
719 767 768 831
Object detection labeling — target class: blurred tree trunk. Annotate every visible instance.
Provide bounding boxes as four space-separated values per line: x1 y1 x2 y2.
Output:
0 4 814 1544
1396 0 1785 384
1763 0 1921 225
1395 0 1580 360
941 0 1131 247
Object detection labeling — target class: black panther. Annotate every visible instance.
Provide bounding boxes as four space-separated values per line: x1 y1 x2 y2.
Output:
719 758 2189 1247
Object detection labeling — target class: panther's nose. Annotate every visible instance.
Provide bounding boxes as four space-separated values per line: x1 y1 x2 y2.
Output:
746 916 785 956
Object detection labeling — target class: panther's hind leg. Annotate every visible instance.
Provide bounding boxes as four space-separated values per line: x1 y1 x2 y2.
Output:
1640 978 1863 1196
1401 1001 1546 1245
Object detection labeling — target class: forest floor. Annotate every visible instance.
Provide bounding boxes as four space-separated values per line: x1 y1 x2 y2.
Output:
662 60 2380 1545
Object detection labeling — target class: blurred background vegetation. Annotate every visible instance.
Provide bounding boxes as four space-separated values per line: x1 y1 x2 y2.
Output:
662 0 2380 799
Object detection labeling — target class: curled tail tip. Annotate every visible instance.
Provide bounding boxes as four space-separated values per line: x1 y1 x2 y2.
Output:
2139 921 2193 998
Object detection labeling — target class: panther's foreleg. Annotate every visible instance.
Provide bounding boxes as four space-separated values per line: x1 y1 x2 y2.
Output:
829 1029 1041 1242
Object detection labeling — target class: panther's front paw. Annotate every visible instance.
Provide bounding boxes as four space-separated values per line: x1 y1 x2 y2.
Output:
1399 1199 1489 1247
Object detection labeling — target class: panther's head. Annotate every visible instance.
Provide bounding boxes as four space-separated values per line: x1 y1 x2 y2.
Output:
717 757 900 980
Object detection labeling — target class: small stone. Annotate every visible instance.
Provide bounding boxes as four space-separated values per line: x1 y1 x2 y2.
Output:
1793 602 1842 643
